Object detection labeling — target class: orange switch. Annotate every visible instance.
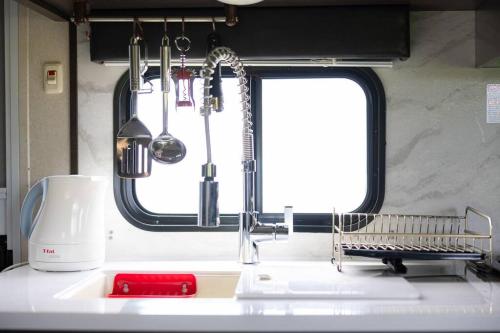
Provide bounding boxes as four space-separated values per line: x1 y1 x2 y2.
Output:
47 70 57 85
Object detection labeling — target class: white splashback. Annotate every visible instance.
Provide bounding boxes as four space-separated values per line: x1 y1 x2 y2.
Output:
78 11 500 267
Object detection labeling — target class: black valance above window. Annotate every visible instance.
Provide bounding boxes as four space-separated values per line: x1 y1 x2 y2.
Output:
89 6 409 63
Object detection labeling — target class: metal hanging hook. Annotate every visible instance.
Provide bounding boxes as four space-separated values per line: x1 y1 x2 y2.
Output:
212 17 216 32
181 16 185 37
175 16 191 52
132 17 144 40
163 17 169 45
130 18 148 82
132 17 138 40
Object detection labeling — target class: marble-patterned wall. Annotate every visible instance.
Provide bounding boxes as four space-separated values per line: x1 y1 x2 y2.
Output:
78 11 500 267
376 12 500 268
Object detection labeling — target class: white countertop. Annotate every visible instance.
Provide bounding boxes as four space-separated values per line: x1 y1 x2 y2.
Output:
1 261 500 332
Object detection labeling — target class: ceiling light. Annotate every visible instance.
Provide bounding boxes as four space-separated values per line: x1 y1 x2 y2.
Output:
217 0 264 5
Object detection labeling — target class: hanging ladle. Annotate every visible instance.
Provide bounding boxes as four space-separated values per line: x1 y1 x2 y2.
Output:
149 20 187 164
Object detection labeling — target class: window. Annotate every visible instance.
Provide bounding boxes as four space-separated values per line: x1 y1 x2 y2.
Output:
114 68 385 232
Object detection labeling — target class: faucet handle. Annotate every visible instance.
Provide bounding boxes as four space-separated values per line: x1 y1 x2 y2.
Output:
275 206 293 241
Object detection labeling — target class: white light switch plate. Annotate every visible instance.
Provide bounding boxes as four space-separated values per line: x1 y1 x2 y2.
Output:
43 63 63 94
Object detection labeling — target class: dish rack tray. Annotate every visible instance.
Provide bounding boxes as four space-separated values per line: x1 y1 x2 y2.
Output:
332 207 493 273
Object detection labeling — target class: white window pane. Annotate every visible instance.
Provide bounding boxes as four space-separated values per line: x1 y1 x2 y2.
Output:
262 78 367 213
135 77 242 214
133 76 368 216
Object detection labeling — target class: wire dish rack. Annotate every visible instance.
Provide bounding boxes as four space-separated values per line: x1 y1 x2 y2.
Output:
332 207 493 273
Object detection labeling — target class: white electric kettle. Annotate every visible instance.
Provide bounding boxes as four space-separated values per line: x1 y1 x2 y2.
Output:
20 175 107 271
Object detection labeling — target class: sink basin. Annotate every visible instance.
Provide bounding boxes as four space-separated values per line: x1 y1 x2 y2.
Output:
54 263 420 301
55 271 241 300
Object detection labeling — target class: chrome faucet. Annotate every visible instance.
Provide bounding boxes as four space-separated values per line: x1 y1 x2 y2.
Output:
197 47 293 264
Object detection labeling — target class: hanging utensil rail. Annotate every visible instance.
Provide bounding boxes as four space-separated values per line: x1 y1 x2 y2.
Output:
332 207 493 272
72 16 227 23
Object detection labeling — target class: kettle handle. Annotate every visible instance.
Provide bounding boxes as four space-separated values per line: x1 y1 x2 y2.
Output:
20 179 46 239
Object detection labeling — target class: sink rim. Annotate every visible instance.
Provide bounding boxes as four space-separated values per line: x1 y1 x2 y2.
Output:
54 269 242 300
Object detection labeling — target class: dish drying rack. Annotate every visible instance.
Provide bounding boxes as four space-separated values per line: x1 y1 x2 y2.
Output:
332 207 493 273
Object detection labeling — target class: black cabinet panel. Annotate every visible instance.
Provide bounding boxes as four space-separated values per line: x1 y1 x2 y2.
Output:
90 6 409 62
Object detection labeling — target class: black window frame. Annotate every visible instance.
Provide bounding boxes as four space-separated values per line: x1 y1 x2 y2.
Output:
113 67 385 233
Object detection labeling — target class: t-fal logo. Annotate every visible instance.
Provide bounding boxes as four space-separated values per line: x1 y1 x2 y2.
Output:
42 248 55 254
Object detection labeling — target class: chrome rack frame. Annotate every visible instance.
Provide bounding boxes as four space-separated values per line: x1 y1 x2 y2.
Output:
332 207 493 272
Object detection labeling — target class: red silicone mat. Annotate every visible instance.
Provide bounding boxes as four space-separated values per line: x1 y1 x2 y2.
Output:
107 273 197 298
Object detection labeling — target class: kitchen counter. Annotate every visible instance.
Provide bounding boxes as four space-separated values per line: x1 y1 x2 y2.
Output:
1 261 499 332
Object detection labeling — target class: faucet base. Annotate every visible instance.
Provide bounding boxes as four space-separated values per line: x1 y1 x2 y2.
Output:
239 241 260 264
239 212 259 264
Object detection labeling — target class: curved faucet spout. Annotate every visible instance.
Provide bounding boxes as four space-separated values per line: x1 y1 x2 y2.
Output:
197 47 292 264
199 46 253 164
